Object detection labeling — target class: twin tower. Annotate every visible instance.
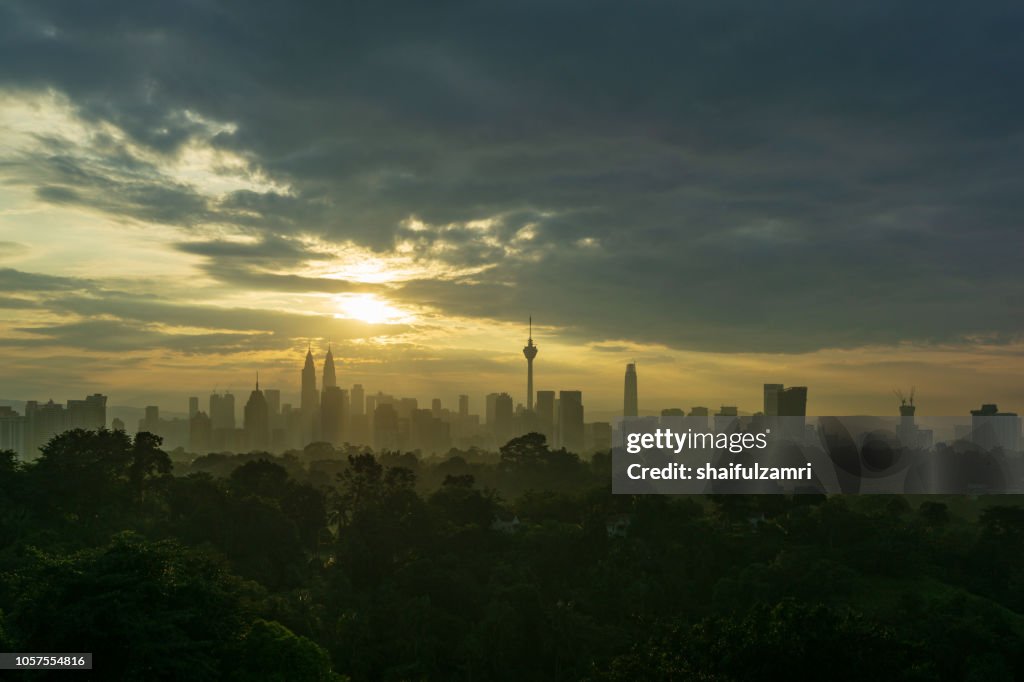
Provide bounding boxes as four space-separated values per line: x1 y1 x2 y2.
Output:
300 343 341 442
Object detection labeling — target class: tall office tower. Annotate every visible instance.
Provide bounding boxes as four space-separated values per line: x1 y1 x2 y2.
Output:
486 393 499 425
374 403 400 451
777 386 808 442
522 317 538 412
763 384 783 417
494 392 514 443
189 410 212 453
532 387 557 430
140 405 161 433
351 384 365 416
0 406 27 459
263 389 281 417
458 394 469 418
623 363 638 417
209 392 236 430
970 404 1021 452
535 390 555 442
558 391 584 453
365 394 378 417
25 399 66 455
777 387 807 416
66 393 107 430
431 398 442 418
301 345 319 444
322 344 337 389
188 396 199 419
321 386 348 445
244 375 270 451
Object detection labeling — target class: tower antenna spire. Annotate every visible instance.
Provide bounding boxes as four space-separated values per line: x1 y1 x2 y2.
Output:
522 315 538 412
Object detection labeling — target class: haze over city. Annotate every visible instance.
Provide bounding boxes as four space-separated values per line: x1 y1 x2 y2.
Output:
2 2 1023 415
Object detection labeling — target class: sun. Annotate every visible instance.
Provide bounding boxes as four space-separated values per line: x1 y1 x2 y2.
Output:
334 293 411 324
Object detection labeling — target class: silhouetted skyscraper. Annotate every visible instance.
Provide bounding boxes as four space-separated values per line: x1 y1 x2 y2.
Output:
494 392 514 443
486 393 499 425
301 345 319 444
458 394 469 417
623 363 638 417
188 396 199 418
536 390 555 442
244 375 270 451
323 344 337 389
0 406 27 459
263 389 280 417
321 386 348 445
558 390 584 453
763 384 783 417
523 317 538 412
374 403 400 451
351 384 365 416
970 404 1020 452
189 410 211 453
66 393 107 430
777 386 808 442
209 392 235 430
777 387 807 417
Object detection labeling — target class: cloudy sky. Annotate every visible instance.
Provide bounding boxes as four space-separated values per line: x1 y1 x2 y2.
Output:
1 0 1022 417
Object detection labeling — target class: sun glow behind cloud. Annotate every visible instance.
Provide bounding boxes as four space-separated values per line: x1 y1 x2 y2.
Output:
334 293 415 324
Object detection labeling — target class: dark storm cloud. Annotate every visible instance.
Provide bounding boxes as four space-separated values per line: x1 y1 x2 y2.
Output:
0 267 88 292
2 0 1023 351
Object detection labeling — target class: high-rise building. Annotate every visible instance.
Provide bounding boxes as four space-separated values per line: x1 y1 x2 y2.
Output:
321 386 348 445
458 394 469 418
374 403 400 451
140 405 161 433
486 393 499 426
522 317 538 412
494 392 514 444
322 344 337 389
244 375 270 451
25 399 66 455
763 384 783 417
970 404 1020 452
351 384 365 416
431 398 442 418
623 363 638 417
535 390 555 443
301 345 319 444
777 387 807 417
0 406 28 459
189 411 212 453
558 390 584 453
188 396 199 418
209 392 236 430
263 389 280 417
65 393 106 431
777 386 808 442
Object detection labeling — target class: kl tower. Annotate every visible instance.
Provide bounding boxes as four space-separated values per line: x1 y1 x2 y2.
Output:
523 316 538 411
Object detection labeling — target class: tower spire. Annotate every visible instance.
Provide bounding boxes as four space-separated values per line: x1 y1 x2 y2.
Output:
522 316 538 412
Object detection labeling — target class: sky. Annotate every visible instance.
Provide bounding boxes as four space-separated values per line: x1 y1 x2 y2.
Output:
1 0 1023 417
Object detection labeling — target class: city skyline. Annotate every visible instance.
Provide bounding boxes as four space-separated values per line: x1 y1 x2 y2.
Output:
2 2 1023 416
